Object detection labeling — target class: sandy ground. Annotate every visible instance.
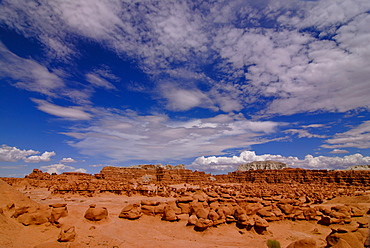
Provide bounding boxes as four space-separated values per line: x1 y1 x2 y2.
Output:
1 184 369 248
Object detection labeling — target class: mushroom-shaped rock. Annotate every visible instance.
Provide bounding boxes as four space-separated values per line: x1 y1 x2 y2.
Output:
84 204 108 221
141 205 155 216
326 230 364 248
194 218 213 231
286 238 317 248
58 226 76 242
208 210 219 222
196 208 209 219
244 203 263 215
237 214 254 229
119 203 142 220
187 214 198 226
177 202 191 214
278 203 295 215
190 201 204 215
225 215 236 223
50 203 68 223
253 216 269 234
161 205 178 221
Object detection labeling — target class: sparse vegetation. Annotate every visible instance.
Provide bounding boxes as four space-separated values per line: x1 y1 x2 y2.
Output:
267 239 281 248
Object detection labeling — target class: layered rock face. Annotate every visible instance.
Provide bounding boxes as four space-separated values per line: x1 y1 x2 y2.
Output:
98 165 209 184
237 161 287 171
217 168 370 185
2 165 370 198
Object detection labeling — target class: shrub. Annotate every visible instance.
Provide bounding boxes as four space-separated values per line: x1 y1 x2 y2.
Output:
267 239 281 248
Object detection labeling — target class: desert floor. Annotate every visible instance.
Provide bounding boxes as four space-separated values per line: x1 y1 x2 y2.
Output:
1 184 369 248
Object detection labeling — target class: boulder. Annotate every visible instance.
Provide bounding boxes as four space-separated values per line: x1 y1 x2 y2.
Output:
277 204 295 215
161 205 178 221
253 216 269 234
207 210 219 222
187 214 198 225
18 212 50 226
177 202 191 214
196 208 209 219
84 204 108 221
49 204 68 223
119 203 142 220
244 203 263 215
236 214 254 229
58 226 76 242
12 206 30 218
194 218 213 231
141 205 155 216
326 231 364 248
166 201 182 215
286 238 317 248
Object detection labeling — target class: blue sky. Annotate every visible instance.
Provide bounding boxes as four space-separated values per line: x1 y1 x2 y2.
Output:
1 0 370 176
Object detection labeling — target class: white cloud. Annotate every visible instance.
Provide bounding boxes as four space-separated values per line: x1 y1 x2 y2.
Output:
0 42 65 97
322 120 370 149
161 87 214 111
89 164 106 167
40 163 86 174
330 149 349 154
1 0 370 115
62 109 282 163
85 73 116 90
190 150 370 172
0 145 39 162
32 99 92 120
301 124 325 128
23 151 56 163
284 129 326 138
60 157 76 163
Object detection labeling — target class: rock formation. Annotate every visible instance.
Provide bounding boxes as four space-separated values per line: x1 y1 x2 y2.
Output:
237 160 287 171
84 204 108 221
58 226 76 242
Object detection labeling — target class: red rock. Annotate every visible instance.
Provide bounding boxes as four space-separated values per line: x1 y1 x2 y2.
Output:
286 238 317 248
194 218 213 231
119 203 142 220
84 205 108 221
161 205 178 221
58 226 76 242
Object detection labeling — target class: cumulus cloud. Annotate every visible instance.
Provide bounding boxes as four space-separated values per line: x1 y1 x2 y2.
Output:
32 99 92 120
60 157 76 163
23 151 56 163
62 109 282 162
0 145 39 162
40 163 87 174
330 149 349 154
190 150 370 172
